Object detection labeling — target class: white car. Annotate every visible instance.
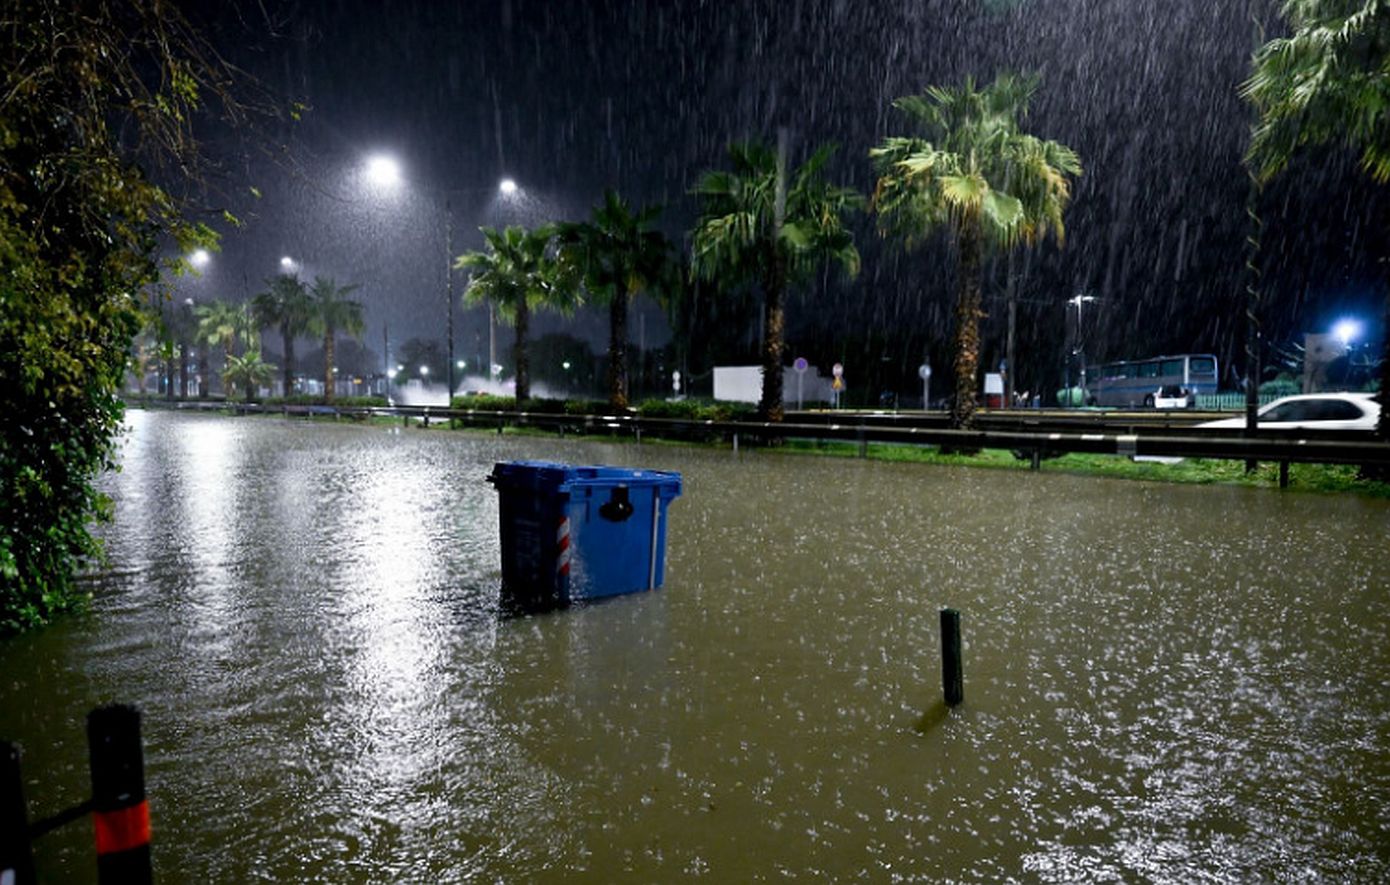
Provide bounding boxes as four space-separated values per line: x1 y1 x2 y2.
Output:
1134 393 1380 464
1198 392 1381 431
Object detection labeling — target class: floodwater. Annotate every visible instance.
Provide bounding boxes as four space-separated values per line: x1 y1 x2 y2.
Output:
3 410 1389 882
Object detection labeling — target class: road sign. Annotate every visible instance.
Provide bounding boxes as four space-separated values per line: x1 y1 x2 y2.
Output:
918 364 931 380
793 357 808 373
832 362 843 378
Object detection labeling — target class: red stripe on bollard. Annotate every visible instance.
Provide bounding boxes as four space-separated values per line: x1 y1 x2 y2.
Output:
93 799 150 856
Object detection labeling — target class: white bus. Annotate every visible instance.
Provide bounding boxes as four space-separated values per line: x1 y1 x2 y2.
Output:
1085 353 1219 408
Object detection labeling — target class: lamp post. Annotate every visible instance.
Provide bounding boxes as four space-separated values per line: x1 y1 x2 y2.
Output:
1065 292 1097 407
364 154 521 405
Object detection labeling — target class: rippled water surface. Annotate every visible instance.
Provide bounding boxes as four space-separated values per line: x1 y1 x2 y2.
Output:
3 410 1389 881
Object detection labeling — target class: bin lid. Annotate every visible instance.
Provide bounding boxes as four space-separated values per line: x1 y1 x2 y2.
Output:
489 460 681 496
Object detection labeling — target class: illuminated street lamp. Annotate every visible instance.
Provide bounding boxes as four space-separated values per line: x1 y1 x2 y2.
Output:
1334 319 1362 347
362 154 522 402
190 249 211 269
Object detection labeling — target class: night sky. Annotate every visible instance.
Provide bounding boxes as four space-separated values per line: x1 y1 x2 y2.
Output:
170 0 1387 397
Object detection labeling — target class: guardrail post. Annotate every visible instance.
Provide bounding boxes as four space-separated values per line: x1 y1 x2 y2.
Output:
858 426 868 458
2 740 36 885
1030 448 1041 470
940 608 964 707
1279 460 1289 489
87 705 152 885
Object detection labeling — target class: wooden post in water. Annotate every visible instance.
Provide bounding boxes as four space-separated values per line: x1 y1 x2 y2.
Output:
940 608 963 706
87 706 152 885
1 740 36 885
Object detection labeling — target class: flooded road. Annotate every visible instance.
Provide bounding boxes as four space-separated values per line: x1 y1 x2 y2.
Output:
3 410 1389 881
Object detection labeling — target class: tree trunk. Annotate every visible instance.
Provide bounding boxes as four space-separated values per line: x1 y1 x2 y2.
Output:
282 324 295 399
324 330 335 403
198 350 209 398
608 286 629 410
951 217 984 432
514 299 530 403
178 345 190 398
759 252 787 423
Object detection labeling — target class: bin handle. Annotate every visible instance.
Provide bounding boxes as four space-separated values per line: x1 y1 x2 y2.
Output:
599 485 635 522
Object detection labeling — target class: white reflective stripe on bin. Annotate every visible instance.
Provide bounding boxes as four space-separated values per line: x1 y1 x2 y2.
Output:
648 487 660 590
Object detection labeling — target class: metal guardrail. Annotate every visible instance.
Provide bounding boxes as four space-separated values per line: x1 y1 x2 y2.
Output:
132 398 1390 474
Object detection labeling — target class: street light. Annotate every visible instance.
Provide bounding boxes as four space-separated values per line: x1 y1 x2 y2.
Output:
1334 319 1361 347
362 154 523 403
280 256 297 273
1065 292 1098 407
190 249 211 269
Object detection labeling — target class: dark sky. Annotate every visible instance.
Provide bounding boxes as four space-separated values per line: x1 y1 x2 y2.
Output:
171 0 1387 395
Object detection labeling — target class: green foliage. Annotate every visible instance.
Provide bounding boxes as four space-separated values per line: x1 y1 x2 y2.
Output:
635 398 757 422
0 1 255 632
691 141 863 289
456 225 574 402
1245 1 1390 183
1259 377 1301 398
556 191 676 409
252 273 314 396
451 394 517 412
871 73 1081 431
223 351 277 402
690 140 862 421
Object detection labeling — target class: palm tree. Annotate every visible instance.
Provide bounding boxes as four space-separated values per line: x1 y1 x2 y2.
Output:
871 73 1081 430
251 273 313 398
305 276 364 402
222 351 277 403
691 140 863 422
557 191 674 410
1245 1 1390 441
195 299 242 397
456 225 576 403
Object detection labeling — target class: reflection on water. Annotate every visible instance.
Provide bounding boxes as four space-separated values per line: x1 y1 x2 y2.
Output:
2 410 1389 881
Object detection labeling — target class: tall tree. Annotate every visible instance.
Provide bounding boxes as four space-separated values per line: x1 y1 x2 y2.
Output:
195 299 243 396
691 140 863 421
457 225 576 402
252 273 314 398
871 74 1081 430
557 192 674 410
306 276 364 402
0 0 259 631
1245 0 1390 441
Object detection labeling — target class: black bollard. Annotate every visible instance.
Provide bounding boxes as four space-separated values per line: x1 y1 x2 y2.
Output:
940 608 963 707
87 706 152 885
1 741 36 885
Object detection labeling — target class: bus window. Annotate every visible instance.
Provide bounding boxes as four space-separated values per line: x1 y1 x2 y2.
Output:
1189 357 1216 375
1138 362 1159 378
1161 359 1183 376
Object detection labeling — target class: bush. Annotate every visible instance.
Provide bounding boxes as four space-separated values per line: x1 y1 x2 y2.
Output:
1258 377 1301 398
264 394 387 408
451 394 514 411
635 398 756 423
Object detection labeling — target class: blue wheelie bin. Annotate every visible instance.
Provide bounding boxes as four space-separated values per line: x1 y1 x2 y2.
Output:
487 461 682 607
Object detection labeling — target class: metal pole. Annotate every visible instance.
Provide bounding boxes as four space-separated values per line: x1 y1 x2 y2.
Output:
88 705 151 885
446 198 455 403
940 608 963 707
